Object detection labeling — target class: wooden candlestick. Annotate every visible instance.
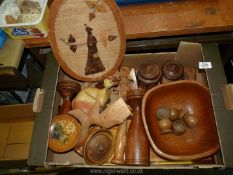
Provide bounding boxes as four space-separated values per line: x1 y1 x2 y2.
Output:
111 67 132 165
125 89 150 166
57 80 81 114
111 122 127 164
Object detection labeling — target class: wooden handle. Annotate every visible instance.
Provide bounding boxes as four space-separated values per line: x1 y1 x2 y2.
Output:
111 121 127 165
74 119 91 156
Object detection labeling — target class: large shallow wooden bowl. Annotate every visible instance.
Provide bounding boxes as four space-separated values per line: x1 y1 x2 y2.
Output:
142 80 220 160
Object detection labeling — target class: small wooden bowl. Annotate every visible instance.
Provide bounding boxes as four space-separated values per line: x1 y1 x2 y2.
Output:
57 80 81 97
48 114 80 153
84 128 114 165
142 80 220 160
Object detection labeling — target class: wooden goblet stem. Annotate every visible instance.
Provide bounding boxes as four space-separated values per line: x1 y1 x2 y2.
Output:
57 80 81 114
59 96 72 114
111 121 127 165
125 90 150 166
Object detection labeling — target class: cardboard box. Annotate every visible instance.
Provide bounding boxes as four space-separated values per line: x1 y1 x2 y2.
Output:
29 42 233 169
3 143 30 160
0 104 35 168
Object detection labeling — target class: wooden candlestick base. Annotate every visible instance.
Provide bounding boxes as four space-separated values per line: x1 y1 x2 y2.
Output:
57 80 81 114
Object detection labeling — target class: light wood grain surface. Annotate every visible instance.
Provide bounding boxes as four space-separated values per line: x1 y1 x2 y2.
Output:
24 0 233 48
121 0 233 39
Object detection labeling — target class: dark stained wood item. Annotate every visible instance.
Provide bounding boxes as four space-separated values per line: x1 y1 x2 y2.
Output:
125 89 150 166
142 80 220 160
48 0 126 81
137 62 162 89
57 80 81 114
161 60 184 81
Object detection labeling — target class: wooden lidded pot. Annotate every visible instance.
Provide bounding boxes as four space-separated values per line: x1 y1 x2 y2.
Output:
137 62 162 89
162 60 184 81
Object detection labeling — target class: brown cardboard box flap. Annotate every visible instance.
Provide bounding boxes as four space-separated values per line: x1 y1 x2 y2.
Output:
0 124 11 158
3 143 30 160
0 104 34 122
222 84 233 110
7 121 34 144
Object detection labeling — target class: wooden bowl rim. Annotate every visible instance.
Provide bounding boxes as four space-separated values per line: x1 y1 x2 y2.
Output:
142 80 220 160
83 128 114 165
57 80 81 88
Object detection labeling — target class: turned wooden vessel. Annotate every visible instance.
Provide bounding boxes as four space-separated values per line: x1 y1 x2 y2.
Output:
161 60 184 81
69 98 131 156
142 80 220 160
137 62 162 89
125 89 150 166
84 128 114 165
48 114 80 153
57 80 81 114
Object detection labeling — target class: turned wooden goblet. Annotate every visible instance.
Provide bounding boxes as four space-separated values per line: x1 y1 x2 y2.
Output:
57 80 81 114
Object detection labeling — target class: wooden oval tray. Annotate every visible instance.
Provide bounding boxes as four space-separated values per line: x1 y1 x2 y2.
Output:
48 0 126 81
142 80 220 160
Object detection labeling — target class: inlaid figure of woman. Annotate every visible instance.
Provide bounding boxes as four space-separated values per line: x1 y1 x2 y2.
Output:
85 24 105 75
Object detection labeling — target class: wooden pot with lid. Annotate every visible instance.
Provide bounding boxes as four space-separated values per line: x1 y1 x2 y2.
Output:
161 60 184 82
137 62 162 90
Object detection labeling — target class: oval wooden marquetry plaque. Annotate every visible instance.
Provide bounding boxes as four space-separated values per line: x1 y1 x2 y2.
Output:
49 0 126 81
